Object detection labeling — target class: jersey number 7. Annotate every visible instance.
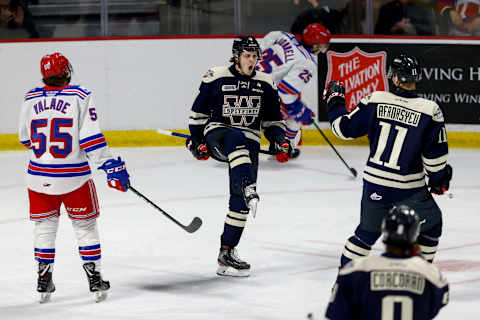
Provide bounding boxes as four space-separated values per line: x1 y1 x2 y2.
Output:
31 118 73 158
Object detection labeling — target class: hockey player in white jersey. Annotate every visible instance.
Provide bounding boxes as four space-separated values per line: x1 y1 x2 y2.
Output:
18 52 131 303
257 23 331 160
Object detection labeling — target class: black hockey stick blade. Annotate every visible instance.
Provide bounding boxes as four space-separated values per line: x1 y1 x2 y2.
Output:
128 186 202 233
184 216 203 233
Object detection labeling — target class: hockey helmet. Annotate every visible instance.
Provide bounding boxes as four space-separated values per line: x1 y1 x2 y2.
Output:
232 35 261 58
41 52 73 79
381 205 420 248
301 23 331 47
387 54 422 83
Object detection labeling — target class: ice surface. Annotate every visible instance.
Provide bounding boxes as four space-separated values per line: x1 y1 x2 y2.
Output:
1 146 479 319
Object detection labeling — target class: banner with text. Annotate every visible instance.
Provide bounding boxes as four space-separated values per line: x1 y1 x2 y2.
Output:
318 40 480 124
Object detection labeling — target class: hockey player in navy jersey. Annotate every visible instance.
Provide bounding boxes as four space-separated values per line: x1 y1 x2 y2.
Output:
18 52 131 303
258 22 331 159
187 36 293 277
325 205 449 320
323 54 452 268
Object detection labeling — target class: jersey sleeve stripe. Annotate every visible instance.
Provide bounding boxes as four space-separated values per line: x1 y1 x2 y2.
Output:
20 140 32 149
278 80 299 94
80 134 107 152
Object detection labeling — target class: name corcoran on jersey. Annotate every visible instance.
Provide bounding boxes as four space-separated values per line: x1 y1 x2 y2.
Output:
18 85 114 195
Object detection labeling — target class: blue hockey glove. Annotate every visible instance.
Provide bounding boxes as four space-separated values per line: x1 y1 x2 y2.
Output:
98 157 130 192
186 137 210 160
429 164 452 195
286 101 315 125
323 80 346 111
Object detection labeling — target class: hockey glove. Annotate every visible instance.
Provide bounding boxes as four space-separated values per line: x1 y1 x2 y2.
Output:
429 164 452 195
186 138 210 160
286 103 315 125
323 80 346 111
98 157 130 192
271 137 294 163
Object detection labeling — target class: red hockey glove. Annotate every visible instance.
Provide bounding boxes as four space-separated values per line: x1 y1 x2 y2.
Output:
272 138 294 163
186 138 210 160
323 80 346 111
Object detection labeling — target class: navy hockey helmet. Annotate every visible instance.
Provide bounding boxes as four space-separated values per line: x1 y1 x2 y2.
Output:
381 205 420 248
387 54 422 83
232 35 261 59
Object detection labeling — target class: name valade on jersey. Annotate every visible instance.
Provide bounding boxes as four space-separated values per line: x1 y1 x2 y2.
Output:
326 47 389 111
221 80 262 126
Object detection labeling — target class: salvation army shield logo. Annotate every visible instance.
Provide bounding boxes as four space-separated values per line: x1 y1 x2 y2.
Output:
326 47 389 111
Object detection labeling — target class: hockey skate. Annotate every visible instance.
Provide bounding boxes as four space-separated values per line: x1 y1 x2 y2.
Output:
37 262 55 303
291 148 301 159
243 183 259 217
82 262 110 303
217 246 250 277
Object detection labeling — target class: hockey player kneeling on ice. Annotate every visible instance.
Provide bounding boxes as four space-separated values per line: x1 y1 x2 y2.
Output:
18 52 131 303
324 54 452 269
187 35 293 277
325 205 449 319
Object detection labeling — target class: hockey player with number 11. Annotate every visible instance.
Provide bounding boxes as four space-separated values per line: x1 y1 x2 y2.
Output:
18 52 131 303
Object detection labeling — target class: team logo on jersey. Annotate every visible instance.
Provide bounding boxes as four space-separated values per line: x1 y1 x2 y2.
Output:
370 192 382 201
238 81 250 90
202 69 214 78
222 95 261 126
326 47 389 111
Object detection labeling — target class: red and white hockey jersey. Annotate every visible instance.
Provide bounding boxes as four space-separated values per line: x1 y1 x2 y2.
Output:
438 0 480 21
257 31 317 108
18 85 113 195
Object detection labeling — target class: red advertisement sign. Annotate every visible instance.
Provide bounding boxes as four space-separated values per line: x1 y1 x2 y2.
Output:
326 47 389 111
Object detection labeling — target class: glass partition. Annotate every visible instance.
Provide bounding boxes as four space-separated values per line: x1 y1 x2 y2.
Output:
0 0 477 39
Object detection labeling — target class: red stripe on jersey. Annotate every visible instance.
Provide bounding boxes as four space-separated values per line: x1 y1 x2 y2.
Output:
28 163 91 174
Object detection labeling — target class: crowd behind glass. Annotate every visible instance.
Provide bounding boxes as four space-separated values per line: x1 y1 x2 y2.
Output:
0 0 475 40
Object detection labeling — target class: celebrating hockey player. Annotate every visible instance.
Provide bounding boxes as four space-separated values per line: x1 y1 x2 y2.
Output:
18 52 131 303
186 35 293 277
325 205 449 319
323 54 452 268
257 22 331 159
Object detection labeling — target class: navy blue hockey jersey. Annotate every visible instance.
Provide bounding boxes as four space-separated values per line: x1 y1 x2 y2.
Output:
328 89 449 203
189 65 285 145
325 253 449 320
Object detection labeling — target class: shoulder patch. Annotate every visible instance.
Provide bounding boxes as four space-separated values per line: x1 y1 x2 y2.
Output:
201 66 231 83
432 104 444 122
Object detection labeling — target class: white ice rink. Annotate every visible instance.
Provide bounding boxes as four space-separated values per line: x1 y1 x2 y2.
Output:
1 146 479 320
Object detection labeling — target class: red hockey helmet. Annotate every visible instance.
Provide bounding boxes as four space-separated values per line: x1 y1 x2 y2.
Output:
40 52 72 79
301 23 331 48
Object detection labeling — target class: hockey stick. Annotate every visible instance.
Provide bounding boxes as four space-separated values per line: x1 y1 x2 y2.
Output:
128 186 202 233
311 120 358 178
156 129 276 155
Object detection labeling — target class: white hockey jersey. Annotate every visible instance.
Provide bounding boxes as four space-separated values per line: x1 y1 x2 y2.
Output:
257 31 317 107
18 85 113 195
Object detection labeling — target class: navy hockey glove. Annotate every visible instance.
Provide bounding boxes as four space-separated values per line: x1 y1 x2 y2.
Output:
271 137 294 163
186 138 210 160
429 164 452 195
98 157 130 192
323 80 346 111
286 103 315 125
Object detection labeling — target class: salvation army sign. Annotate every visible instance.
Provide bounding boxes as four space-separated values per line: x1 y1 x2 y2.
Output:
325 47 389 111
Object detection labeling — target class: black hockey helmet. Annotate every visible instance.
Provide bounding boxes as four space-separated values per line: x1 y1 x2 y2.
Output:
232 35 261 59
381 205 420 248
387 54 422 83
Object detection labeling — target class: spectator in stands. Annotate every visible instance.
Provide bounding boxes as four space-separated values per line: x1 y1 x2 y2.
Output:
437 0 480 35
0 0 39 38
375 0 435 35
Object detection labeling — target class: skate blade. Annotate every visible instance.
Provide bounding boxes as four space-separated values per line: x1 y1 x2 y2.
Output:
94 291 108 303
39 292 51 304
216 265 250 277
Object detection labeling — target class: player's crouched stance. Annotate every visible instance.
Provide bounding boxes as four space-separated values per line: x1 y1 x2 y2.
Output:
325 205 449 320
18 53 131 303
186 36 293 277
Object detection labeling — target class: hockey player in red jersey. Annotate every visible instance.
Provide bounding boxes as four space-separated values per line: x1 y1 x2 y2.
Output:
258 22 331 159
18 52 131 303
